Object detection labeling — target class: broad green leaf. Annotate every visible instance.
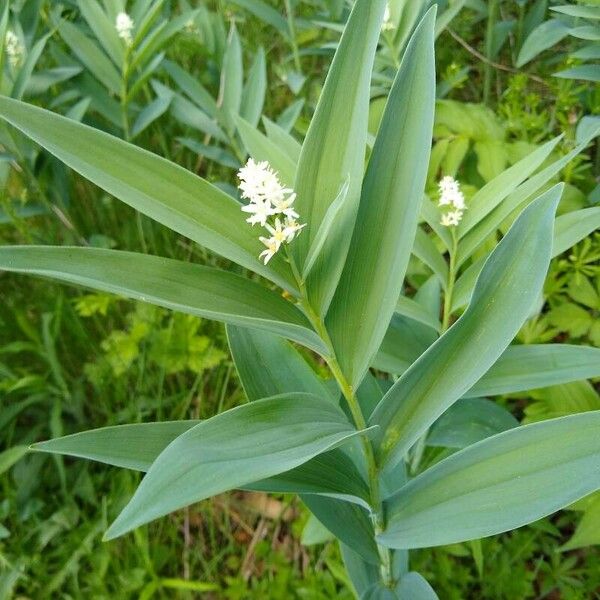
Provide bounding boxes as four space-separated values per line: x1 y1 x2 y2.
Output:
104 393 364 539
370 187 560 471
524 381 600 423
562 495 600 551
427 398 518 449
293 0 387 314
569 25 600 41
302 514 335 545
34 421 369 507
327 9 436 387
162 59 218 118
412 227 449 287
58 21 121 94
240 47 266 128
465 345 600 398
131 93 172 138
458 136 561 236
552 5 600 19
220 23 242 135
362 586 399 600
0 97 296 291
516 19 570 67
0 247 325 354
302 495 380 565
340 543 380 598
234 115 296 187
381 411 600 549
33 421 198 471
77 0 124 67
226 325 332 402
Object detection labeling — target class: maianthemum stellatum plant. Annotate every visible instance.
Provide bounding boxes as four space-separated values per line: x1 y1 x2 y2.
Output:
2 2 600 597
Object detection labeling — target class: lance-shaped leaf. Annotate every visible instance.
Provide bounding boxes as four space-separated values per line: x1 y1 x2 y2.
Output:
104 393 365 539
227 325 332 402
380 411 600 549
464 344 600 398
33 423 370 508
0 97 296 292
369 186 561 471
0 247 326 354
292 0 387 314
326 9 436 387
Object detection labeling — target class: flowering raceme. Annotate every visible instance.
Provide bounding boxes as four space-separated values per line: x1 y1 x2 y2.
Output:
238 159 306 264
5 30 24 67
438 175 466 227
116 12 134 45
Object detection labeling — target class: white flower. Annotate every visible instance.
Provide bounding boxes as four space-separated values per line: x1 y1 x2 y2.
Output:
5 30 24 67
282 217 306 243
241 199 274 227
259 236 278 264
238 158 307 264
382 5 394 31
441 209 464 227
116 12 134 45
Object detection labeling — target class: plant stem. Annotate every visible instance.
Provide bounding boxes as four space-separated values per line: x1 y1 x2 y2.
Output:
483 0 498 106
283 0 302 72
120 51 131 142
286 252 394 588
442 230 458 331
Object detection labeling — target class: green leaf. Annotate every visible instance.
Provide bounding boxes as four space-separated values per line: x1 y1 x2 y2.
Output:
303 180 350 279
381 411 600 549
340 543 380 598
427 398 518 449
516 19 570 67
552 5 600 19
0 96 296 291
104 393 364 539
32 422 198 471
131 93 172 138
58 21 121 94
292 0 387 314
458 136 561 236
0 446 28 476
240 47 266 128
562 495 600 551
263 116 301 164
396 573 439 599
395 295 442 333
466 345 600 398
226 325 332 402
412 227 449 286
226 0 289 37
34 421 370 507
234 115 296 187
0 247 325 354
302 495 380 565
162 59 218 118
220 23 243 135
554 207 600 257
326 9 436 387
370 186 561 471
12 34 49 101
77 0 124 67
554 65 600 82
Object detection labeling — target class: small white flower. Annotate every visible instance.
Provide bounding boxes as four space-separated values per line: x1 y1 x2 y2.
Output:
259 236 279 264
241 199 274 227
116 12 134 45
282 217 306 243
264 218 288 250
272 192 299 219
441 209 464 227
5 30 24 67
238 159 287 204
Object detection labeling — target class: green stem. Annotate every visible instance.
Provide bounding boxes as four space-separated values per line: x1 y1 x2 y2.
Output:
483 0 498 106
442 229 459 331
286 252 394 588
120 51 131 141
283 0 302 72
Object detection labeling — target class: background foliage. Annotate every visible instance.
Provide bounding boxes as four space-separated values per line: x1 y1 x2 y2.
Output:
0 0 599 598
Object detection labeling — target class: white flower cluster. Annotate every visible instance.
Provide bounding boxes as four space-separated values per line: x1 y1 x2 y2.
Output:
238 159 306 265
5 30 24 67
438 176 466 227
382 5 394 31
116 12 134 45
